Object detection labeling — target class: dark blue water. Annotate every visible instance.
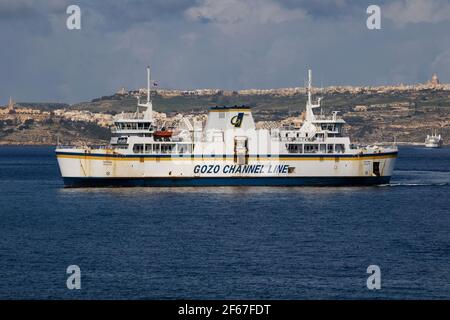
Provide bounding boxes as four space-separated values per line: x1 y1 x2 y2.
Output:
0 146 449 299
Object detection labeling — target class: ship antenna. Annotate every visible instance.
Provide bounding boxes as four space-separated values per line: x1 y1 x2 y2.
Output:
147 66 151 104
305 69 317 122
307 69 312 106
138 66 153 122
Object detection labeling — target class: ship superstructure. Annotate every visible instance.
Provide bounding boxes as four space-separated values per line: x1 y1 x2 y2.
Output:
56 68 398 187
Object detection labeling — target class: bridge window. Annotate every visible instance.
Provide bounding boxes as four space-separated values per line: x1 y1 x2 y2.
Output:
137 122 151 130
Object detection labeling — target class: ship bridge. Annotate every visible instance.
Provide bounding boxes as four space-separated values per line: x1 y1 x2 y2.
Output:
110 67 156 148
112 112 154 135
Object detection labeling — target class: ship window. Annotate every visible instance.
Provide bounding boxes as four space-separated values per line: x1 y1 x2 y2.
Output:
304 144 318 153
161 144 175 153
152 144 160 153
287 144 300 153
117 137 128 144
145 144 152 153
136 122 150 130
327 144 334 153
133 144 144 153
335 144 345 153
320 144 326 153
219 112 225 119
178 143 193 154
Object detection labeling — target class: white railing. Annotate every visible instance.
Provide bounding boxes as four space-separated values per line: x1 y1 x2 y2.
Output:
114 113 145 120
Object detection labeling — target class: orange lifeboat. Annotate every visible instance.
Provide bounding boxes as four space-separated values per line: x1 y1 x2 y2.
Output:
154 130 173 139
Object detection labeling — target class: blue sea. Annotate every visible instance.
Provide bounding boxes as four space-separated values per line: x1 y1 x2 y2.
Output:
0 146 449 299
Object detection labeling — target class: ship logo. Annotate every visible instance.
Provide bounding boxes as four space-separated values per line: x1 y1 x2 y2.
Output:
230 113 244 128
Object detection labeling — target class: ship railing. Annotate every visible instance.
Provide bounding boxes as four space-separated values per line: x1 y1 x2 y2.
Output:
278 137 318 142
114 113 145 120
56 144 111 150
314 115 339 120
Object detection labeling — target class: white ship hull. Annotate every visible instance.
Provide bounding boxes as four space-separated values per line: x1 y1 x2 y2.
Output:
56 149 397 187
425 142 443 148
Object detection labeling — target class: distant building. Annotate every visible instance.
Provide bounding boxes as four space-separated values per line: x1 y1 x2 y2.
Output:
430 73 440 86
354 105 368 112
117 87 127 95
0 97 16 114
7 97 15 111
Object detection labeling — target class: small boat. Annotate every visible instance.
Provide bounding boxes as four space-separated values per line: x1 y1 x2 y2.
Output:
425 131 443 148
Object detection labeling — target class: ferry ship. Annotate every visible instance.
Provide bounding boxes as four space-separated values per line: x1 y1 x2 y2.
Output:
425 131 443 148
56 68 398 187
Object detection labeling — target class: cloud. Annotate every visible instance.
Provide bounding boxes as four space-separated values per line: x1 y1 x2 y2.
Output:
431 49 450 79
185 0 306 25
0 0 450 104
385 0 450 25
0 0 68 19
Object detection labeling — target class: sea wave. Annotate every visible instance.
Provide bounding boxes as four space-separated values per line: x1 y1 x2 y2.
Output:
379 182 449 187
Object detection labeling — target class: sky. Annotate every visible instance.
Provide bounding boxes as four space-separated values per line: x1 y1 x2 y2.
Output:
1 0 450 104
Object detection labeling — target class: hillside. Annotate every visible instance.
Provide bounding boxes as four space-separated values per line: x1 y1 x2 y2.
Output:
1 88 449 145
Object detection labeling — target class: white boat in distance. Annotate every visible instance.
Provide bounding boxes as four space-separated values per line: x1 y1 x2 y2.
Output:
56 68 398 187
425 131 443 148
